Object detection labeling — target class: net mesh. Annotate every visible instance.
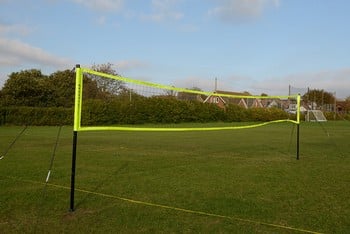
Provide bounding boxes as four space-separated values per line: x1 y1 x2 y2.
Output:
306 110 327 122
74 67 300 132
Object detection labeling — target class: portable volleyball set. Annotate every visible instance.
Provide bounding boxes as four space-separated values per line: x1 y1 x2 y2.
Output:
69 65 301 211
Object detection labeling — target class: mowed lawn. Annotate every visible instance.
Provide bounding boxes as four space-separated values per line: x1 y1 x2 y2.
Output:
0 122 349 233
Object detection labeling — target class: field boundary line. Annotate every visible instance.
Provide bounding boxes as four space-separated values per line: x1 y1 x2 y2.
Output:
6 176 323 234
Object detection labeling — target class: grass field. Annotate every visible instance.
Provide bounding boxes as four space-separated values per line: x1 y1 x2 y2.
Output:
0 122 349 233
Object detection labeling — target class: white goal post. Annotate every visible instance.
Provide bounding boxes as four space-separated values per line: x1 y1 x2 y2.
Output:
305 110 327 122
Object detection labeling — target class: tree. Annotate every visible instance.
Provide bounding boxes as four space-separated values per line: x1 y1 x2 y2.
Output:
344 96 350 113
177 87 203 101
90 63 124 96
302 89 335 108
165 86 177 97
1 69 50 107
48 69 76 107
0 68 108 108
48 69 113 106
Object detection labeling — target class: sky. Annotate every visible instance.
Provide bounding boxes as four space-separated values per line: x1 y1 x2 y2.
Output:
1 0 350 99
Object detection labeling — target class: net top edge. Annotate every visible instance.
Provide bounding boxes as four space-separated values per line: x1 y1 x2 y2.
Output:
80 67 299 99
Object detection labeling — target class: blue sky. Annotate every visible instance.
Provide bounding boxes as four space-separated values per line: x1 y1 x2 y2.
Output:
1 0 350 98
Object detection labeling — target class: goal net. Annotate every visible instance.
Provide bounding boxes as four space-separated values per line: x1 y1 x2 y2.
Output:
305 110 327 122
73 66 301 132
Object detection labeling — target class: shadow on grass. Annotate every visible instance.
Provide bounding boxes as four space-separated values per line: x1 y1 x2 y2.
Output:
75 162 129 209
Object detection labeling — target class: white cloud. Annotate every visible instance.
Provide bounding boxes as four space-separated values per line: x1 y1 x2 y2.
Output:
209 0 280 23
0 24 32 36
249 68 350 99
0 38 73 69
173 76 213 91
71 0 123 11
96 16 106 25
174 68 350 99
178 23 200 32
115 60 150 72
142 0 184 22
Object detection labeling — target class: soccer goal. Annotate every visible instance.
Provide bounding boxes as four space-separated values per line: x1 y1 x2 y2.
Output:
69 65 301 211
305 110 327 122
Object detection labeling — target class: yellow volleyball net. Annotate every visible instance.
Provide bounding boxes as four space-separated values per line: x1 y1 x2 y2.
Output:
73 66 300 132
69 65 301 211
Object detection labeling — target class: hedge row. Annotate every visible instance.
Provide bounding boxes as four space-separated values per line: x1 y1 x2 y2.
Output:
324 111 350 121
0 106 73 126
0 97 294 126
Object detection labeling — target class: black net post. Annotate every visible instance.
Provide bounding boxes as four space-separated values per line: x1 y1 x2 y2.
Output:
296 124 300 160
70 64 82 212
70 131 78 211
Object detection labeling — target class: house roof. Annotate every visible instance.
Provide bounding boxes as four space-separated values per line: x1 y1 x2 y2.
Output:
211 90 246 105
203 95 226 104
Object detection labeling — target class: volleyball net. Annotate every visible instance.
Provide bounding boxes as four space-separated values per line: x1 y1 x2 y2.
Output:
73 66 300 132
70 64 301 211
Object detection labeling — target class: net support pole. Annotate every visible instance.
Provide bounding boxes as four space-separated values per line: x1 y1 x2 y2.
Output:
296 124 300 160
70 131 78 211
296 94 301 160
70 64 83 212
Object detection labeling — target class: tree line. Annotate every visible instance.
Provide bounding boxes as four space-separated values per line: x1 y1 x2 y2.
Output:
0 64 349 125
0 63 122 108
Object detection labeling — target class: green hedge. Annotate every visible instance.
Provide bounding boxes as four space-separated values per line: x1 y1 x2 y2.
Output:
0 106 73 126
0 98 297 126
80 97 224 125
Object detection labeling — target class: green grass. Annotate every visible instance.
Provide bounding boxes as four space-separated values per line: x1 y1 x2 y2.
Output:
0 122 349 233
